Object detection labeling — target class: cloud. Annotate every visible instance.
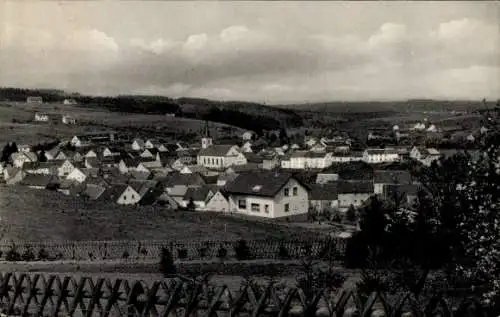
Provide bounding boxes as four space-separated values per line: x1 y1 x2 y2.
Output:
1 5 499 103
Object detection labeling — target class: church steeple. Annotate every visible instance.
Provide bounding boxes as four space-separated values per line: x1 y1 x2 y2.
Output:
201 121 213 149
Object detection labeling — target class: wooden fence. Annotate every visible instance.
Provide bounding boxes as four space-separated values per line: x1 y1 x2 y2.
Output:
0 238 348 262
0 272 491 317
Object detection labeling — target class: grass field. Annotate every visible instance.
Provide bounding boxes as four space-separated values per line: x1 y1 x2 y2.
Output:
0 185 319 242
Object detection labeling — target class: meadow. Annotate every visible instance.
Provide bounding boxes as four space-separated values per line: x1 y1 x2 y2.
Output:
0 185 318 242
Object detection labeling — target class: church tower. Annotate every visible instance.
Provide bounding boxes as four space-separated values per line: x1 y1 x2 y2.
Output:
201 121 213 149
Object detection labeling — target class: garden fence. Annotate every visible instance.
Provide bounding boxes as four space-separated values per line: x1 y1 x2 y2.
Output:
0 272 491 317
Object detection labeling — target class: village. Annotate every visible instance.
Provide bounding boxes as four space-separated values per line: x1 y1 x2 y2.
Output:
0 101 488 223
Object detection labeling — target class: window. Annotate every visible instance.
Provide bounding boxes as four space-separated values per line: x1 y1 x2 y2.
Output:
264 204 269 213
123 195 127 200
251 203 260 212
238 199 247 209
293 187 298 196
284 203 290 212
284 188 289 196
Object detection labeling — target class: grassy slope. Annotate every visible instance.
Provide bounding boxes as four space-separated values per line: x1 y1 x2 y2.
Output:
0 186 317 242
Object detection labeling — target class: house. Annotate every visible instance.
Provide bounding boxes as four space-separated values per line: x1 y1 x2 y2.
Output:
70 132 115 147
241 131 255 141
240 141 253 153
205 189 230 212
304 137 318 148
182 185 217 209
102 147 121 157
382 184 421 206
62 115 76 125
58 180 85 196
337 181 374 211
84 149 98 158
4 167 24 185
23 161 58 175
131 139 145 151
63 99 77 105
97 184 129 204
116 185 143 205
409 146 441 166
34 112 49 122
144 139 157 149
18 145 31 153
11 152 38 168
0 162 4 176
309 183 339 212
197 145 247 169
373 170 413 195
20 174 58 190
363 148 400 164
216 172 239 187
224 171 310 219
261 153 280 170
66 167 90 183
180 165 212 176
27 96 43 104
57 160 76 177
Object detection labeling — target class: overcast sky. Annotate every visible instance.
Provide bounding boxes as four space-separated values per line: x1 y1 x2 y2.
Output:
1 1 499 104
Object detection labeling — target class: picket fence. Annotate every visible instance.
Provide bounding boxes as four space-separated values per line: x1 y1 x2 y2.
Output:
0 272 491 317
0 238 347 262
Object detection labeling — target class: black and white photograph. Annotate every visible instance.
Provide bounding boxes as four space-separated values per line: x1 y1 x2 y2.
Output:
0 1 499 316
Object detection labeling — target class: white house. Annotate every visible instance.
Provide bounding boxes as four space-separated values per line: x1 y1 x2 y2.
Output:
63 99 77 105
410 146 441 166
34 112 49 122
116 185 142 205
205 189 230 212
11 152 38 168
66 167 88 183
144 140 156 149
240 141 253 153
57 160 76 177
18 145 31 153
197 145 247 169
224 171 310 219
241 131 255 141
62 115 76 125
131 139 145 151
363 148 400 164
27 96 43 104
84 149 98 158
337 181 374 211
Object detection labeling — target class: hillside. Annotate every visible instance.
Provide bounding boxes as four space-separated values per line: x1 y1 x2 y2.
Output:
0 186 316 242
278 100 497 114
0 88 303 134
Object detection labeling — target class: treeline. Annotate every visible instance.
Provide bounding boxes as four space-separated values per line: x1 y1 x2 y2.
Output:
202 107 282 134
74 95 181 115
0 88 68 102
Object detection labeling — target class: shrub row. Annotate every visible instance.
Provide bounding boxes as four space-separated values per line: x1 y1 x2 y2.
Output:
0 239 347 262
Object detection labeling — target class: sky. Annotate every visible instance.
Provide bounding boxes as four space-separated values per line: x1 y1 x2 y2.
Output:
0 1 499 104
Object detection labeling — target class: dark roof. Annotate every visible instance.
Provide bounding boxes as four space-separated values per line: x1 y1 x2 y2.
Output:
337 181 374 194
98 184 128 202
226 163 261 173
82 184 107 200
20 174 58 187
198 145 235 157
309 184 338 200
383 184 421 198
161 172 206 187
201 174 219 184
183 186 217 202
373 170 412 184
338 162 374 181
224 171 306 197
138 186 164 205
243 152 264 163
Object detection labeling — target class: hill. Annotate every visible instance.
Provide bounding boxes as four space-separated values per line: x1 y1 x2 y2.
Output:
0 88 303 134
278 100 498 114
0 185 316 242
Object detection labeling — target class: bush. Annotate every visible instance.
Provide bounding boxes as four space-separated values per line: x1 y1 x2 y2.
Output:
217 245 227 259
6 247 21 262
177 248 188 260
234 239 252 260
22 248 36 261
159 247 176 276
38 248 49 261
122 250 130 259
197 246 209 258
278 245 290 260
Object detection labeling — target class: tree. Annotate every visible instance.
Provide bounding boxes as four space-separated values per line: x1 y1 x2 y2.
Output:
1 143 12 162
38 150 47 162
186 198 195 211
159 247 176 276
346 205 358 223
10 142 18 154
